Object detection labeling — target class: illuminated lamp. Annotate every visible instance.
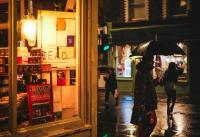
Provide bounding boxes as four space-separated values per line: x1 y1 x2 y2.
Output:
21 0 36 47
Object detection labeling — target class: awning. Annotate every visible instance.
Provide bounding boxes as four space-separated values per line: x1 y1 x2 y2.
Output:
110 22 200 45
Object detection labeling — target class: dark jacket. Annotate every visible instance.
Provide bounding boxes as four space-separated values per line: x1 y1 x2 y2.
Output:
163 67 183 83
134 61 158 111
104 73 117 91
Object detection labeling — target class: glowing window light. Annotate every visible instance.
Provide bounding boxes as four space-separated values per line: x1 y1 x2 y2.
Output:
21 15 37 47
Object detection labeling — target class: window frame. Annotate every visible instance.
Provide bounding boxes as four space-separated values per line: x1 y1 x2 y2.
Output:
115 45 132 78
2 0 97 136
163 0 190 18
125 0 148 22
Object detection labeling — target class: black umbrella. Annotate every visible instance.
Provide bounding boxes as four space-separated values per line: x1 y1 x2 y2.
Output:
130 40 185 57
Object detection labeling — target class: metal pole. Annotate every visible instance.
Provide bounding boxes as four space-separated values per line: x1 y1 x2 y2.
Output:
8 0 17 134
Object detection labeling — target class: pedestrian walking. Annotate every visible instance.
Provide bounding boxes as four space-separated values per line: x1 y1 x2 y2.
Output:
104 67 119 106
162 62 184 115
131 54 157 137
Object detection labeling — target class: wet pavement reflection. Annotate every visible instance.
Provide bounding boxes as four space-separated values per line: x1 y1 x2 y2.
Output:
98 91 200 137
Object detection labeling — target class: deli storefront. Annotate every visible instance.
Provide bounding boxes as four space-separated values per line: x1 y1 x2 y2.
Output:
0 0 97 137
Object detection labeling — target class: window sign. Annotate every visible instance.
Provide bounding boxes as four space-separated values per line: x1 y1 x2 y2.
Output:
128 0 145 21
116 45 132 78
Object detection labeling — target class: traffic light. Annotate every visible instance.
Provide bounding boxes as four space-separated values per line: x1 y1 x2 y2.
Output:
99 34 110 52
103 34 110 51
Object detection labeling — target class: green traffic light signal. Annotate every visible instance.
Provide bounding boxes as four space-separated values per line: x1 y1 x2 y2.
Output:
103 44 110 51
98 34 111 52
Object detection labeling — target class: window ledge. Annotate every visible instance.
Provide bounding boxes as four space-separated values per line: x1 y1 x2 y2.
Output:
0 131 12 137
131 18 147 22
47 124 92 137
170 14 188 18
117 77 133 81
16 117 86 136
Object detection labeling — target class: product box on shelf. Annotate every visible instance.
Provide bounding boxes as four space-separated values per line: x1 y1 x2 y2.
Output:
41 64 51 71
17 56 28 64
0 48 8 56
0 57 8 65
26 84 53 124
28 57 42 64
17 46 29 57
0 57 4 64
30 48 42 56
0 66 5 73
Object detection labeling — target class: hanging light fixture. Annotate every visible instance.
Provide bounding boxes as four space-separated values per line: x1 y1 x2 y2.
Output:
21 0 37 47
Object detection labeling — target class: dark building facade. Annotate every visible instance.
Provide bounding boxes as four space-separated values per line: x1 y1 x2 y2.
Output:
103 0 200 94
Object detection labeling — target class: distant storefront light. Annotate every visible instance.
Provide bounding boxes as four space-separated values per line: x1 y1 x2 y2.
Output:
178 42 184 49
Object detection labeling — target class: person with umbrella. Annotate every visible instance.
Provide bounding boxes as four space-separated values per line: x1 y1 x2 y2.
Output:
131 53 157 137
162 62 185 115
130 40 186 135
130 40 185 57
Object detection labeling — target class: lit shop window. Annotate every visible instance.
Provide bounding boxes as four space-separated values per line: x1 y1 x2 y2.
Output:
116 45 132 78
169 0 190 16
128 0 146 21
157 55 187 82
0 0 24 131
16 6 78 127
153 43 188 82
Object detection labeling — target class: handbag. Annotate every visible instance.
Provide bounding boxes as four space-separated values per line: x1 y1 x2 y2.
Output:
145 112 156 125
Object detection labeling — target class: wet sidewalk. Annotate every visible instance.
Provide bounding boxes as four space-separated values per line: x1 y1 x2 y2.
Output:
97 91 200 137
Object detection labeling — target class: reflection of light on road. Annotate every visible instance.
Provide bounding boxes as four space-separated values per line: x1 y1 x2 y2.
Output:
120 96 134 124
103 133 109 137
129 124 137 137
175 113 184 135
117 124 137 136
124 96 133 101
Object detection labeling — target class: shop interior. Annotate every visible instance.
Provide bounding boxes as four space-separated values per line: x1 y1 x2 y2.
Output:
0 0 78 131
